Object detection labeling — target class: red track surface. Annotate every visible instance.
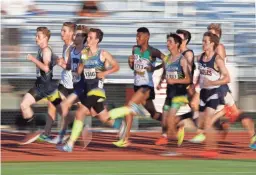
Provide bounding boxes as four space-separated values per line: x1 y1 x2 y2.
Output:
1 131 256 162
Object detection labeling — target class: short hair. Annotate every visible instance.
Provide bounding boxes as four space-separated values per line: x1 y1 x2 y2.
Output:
76 25 89 34
176 29 191 44
76 25 89 44
36 27 51 40
137 27 150 35
203 31 220 50
63 22 76 32
207 23 222 38
89 28 104 43
167 33 182 48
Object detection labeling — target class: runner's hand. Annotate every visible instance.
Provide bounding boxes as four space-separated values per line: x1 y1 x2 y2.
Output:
97 72 106 79
27 54 34 61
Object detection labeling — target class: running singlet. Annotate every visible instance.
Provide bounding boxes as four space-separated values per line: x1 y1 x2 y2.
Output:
133 45 161 87
198 52 221 89
164 54 187 97
60 43 74 89
35 47 57 90
181 49 195 82
81 48 105 96
70 47 85 83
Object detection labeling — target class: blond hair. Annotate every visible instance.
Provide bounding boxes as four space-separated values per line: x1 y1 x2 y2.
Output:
207 23 222 38
63 22 76 32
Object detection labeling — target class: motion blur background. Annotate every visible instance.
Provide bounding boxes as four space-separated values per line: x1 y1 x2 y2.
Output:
1 0 256 131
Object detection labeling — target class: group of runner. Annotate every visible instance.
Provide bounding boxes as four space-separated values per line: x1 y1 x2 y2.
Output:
20 22 256 156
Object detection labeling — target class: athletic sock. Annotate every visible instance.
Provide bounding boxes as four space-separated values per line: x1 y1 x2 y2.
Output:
109 106 131 119
113 118 123 129
70 120 84 142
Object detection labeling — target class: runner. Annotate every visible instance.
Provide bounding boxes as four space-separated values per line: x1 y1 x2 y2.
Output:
190 24 256 150
37 22 76 142
194 31 230 157
57 28 123 152
157 33 191 146
20 27 59 145
49 25 88 144
155 29 195 146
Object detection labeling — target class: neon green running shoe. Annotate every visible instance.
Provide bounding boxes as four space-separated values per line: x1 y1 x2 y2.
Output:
189 133 206 143
113 139 130 147
177 126 185 146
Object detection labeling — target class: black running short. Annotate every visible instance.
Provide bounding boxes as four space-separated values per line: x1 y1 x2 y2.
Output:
134 85 155 100
80 95 105 114
199 88 221 112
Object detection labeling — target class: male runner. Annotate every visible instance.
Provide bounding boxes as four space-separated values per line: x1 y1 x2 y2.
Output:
57 28 123 152
190 24 256 150
49 25 89 144
194 31 230 156
158 33 191 146
20 27 59 144
155 29 195 145
37 22 76 142
108 27 165 147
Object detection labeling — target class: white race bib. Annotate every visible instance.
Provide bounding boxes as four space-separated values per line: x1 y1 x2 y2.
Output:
134 57 150 86
98 80 104 89
134 57 149 71
166 72 178 79
134 63 144 71
84 68 96 79
72 72 81 83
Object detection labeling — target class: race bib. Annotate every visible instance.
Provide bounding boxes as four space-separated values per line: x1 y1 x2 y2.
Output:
72 72 81 83
84 68 96 79
134 57 151 86
134 57 149 71
134 63 144 71
72 63 78 72
166 72 178 79
98 80 104 89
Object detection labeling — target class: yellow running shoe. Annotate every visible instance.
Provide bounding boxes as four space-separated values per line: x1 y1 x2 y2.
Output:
250 135 256 145
177 126 185 146
113 139 130 147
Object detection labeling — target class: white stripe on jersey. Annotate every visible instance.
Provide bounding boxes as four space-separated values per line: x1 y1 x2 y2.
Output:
200 93 218 106
60 43 74 89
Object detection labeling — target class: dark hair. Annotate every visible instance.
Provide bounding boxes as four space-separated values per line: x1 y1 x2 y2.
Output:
37 27 51 40
76 25 89 44
203 31 220 50
176 29 191 44
137 27 150 35
167 33 182 48
89 28 104 43
63 22 76 32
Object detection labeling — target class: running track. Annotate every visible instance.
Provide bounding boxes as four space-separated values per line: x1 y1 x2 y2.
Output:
1 131 256 162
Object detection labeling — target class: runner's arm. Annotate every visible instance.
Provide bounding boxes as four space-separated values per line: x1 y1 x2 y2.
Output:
77 60 84 75
27 48 51 73
102 50 120 76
